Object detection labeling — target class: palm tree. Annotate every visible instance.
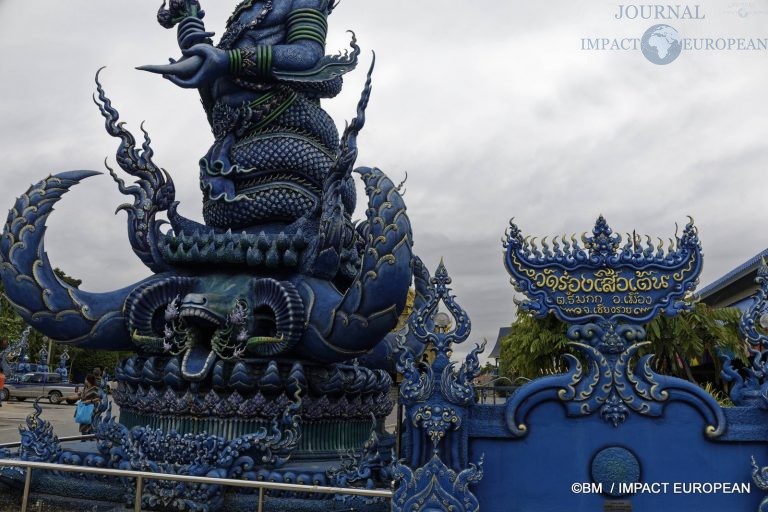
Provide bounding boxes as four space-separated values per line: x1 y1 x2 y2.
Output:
499 302 745 385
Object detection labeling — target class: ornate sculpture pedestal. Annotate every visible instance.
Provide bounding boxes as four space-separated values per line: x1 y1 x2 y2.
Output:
114 355 395 458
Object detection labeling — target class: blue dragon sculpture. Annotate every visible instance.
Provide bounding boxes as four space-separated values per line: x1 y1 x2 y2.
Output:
0 4 421 506
1 0 416 373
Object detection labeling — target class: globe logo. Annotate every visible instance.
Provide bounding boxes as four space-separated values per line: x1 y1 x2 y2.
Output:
641 24 683 65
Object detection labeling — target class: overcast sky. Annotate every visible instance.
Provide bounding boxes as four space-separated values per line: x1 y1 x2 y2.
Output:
1 1 767 361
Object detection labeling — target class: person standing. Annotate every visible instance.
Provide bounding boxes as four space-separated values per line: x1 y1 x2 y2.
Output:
78 374 100 434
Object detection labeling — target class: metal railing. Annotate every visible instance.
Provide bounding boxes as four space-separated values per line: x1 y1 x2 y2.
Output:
0 458 393 512
476 384 518 404
0 434 95 450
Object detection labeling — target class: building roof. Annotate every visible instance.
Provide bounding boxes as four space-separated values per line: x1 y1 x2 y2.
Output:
697 248 768 302
488 327 511 359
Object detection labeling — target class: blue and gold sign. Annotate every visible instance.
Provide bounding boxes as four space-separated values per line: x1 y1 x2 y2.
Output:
503 215 702 324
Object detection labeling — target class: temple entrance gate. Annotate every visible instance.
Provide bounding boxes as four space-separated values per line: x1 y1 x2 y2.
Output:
395 217 768 512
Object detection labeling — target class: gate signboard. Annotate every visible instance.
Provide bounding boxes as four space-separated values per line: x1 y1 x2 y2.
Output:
503 215 702 324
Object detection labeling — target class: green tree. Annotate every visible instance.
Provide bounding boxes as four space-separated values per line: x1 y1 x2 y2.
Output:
499 303 745 385
67 347 126 380
0 281 25 347
54 267 82 288
499 313 572 381
479 362 497 376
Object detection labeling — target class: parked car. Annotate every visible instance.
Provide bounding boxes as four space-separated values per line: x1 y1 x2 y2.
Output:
64 386 82 404
0 372 80 405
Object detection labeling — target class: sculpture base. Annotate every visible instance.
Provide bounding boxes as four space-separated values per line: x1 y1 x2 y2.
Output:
119 409 378 459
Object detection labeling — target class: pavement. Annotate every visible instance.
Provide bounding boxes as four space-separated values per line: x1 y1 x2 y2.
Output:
0 399 90 444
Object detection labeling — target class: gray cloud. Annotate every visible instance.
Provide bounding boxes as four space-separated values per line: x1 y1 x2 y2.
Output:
1 1 767 361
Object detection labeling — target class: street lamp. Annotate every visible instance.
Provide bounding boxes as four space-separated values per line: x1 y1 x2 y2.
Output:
433 312 451 333
760 311 768 330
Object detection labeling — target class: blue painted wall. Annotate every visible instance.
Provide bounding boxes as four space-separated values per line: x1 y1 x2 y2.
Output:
469 402 767 511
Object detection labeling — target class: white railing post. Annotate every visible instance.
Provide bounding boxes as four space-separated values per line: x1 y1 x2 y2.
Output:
20 466 32 512
135 475 144 512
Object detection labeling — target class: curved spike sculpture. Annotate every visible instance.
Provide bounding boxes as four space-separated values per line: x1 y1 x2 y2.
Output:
1 171 142 349
358 254 433 371
301 165 413 361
